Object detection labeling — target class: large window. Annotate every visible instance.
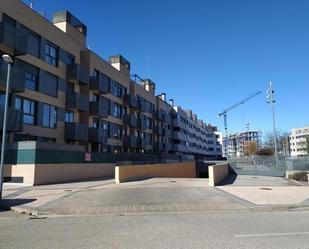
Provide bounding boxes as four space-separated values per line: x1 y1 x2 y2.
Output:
14 97 36 125
43 104 57 128
45 41 58 66
25 71 38 91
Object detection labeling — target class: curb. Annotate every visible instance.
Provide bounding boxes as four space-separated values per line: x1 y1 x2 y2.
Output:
0 202 42 217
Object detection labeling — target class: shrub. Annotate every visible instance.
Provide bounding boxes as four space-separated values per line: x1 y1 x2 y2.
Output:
289 171 309 182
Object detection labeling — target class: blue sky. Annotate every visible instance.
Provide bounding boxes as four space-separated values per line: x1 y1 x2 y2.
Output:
23 0 309 134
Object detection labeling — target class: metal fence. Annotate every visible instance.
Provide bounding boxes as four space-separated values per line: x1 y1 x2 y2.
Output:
286 156 309 171
228 156 287 177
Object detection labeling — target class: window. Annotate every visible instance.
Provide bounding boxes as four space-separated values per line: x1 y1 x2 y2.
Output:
15 97 36 125
111 80 123 98
111 102 122 119
43 104 57 128
65 110 74 123
45 42 58 66
146 117 152 129
110 123 122 139
43 72 58 97
67 53 75 65
25 71 38 91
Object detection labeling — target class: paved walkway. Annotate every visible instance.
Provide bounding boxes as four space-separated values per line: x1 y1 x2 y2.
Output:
1 176 309 216
218 175 309 205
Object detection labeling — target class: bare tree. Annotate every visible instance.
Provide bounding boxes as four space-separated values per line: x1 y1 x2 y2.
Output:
261 130 290 155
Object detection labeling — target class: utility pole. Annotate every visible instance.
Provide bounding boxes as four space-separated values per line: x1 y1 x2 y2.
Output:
267 81 278 167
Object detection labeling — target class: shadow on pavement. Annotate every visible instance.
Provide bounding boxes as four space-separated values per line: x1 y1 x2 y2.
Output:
218 174 238 186
0 198 36 211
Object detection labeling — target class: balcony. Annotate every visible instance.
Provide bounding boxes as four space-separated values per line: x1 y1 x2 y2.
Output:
89 97 109 118
173 144 188 153
138 119 147 130
66 92 88 112
0 23 27 56
0 107 23 132
123 95 138 109
123 114 138 128
65 123 88 142
123 135 137 148
89 74 109 94
153 141 164 152
156 111 163 121
155 126 163 136
89 127 108 144
0 60 25 92
173 118 188 130
67 63 89 85
137 100 147 113
173 131 188 141
137 137 147 150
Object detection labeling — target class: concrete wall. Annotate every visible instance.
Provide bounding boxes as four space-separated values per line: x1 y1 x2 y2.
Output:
115 161 196 183
208 163 229 187
4 163 115 185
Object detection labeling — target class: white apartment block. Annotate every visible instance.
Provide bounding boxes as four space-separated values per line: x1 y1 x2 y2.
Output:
290 126 309 157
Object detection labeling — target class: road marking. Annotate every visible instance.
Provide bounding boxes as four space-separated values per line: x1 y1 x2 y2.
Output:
235 232 309 238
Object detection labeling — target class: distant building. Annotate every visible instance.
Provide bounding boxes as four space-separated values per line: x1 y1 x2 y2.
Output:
290 126 309 157
223 130 260 158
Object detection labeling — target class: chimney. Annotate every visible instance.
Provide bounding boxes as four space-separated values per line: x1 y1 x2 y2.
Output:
159 93 166 101
52 11 87 48
143 79 156 95
169 99 174 107
109 55 130 76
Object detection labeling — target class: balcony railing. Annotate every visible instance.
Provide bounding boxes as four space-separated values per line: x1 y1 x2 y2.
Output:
0 107 23 132
173 131 188 141
0 23 27 56
137 137 147 150
153 141 164 152
137 100 147 113
65 123 88 142
155 126 163 136
66 92 88 112
89 127 108 144
123 95 138 109
156 111 163 121
89 74 109 94
138 119 147 130
67 63 90 85
0 60 25 92
123 135 138 148
89 97 109 118
123 114 138 128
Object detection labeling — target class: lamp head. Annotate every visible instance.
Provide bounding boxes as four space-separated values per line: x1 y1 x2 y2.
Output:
2 54 13 64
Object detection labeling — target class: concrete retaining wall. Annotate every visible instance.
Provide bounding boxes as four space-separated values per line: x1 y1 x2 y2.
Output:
115 161 196 183
208 163 229 187
4 163 115 185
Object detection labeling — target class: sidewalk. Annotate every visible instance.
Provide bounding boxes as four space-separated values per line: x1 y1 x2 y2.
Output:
217 175 309 206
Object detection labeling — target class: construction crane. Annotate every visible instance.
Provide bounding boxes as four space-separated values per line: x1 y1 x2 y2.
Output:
218 91 262 157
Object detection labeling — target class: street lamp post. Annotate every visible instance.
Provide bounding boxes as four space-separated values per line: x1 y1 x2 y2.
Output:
0 54 13 199
267 81 279 167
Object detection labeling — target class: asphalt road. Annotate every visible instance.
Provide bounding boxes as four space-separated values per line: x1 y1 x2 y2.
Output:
1 210 309 249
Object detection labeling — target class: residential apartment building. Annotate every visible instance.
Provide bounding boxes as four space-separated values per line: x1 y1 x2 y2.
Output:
290 126 309 157
0 0 221 159
223 130 260 158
